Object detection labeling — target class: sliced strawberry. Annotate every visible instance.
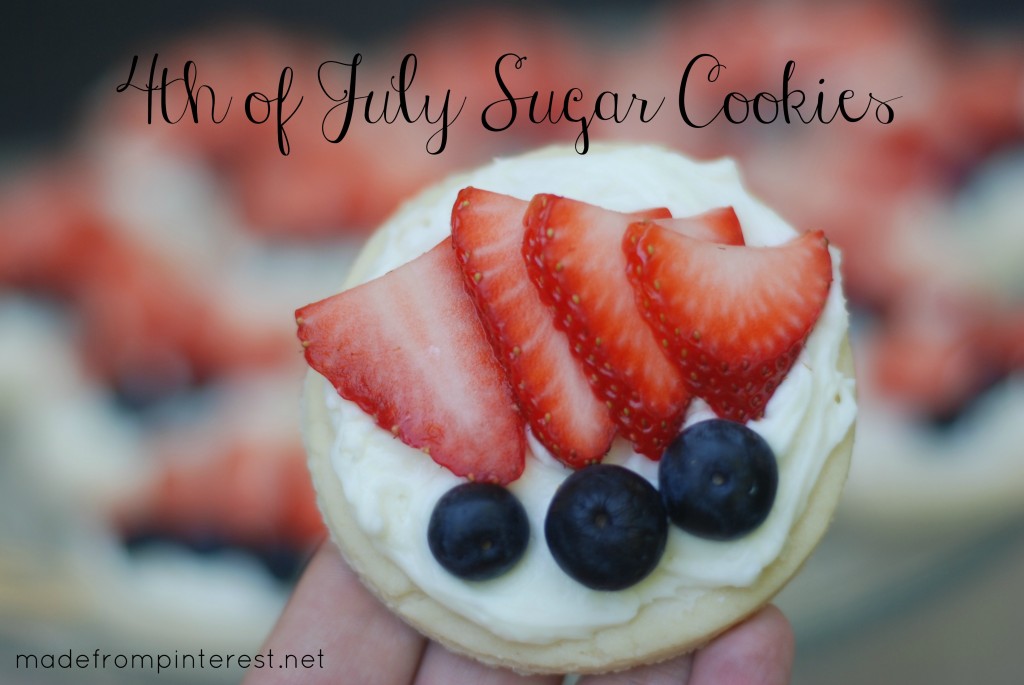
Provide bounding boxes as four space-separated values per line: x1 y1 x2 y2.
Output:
296 238 525 484
522 195 705 460
451 188 668 467
644 206 746 247
625 224 832 422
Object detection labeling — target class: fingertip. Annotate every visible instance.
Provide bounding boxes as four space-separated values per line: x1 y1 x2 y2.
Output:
689 605 794 685
748 604 795 665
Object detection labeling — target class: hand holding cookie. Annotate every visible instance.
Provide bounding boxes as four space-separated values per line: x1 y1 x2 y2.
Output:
245 542 794 685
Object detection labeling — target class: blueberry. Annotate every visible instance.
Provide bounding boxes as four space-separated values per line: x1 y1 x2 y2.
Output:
659 419 778 540
545 464 667 591
427 482 529 581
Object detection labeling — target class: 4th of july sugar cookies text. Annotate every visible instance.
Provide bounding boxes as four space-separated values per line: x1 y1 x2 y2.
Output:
116 53 899 156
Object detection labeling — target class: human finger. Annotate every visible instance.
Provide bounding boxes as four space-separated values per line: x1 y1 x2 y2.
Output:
412 641 564 685
244 542 427 685
575 651 694 685
687 605 794 685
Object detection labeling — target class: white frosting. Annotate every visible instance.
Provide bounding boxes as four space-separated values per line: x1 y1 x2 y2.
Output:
320 145 856 643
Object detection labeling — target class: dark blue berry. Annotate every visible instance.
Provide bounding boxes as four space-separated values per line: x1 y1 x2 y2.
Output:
659 419 778 540
427 482 529 581
545 464 667 591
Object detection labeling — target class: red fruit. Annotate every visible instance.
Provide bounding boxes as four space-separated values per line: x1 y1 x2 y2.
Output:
625 224 833 422
0 168 294 394
117 437 324 551
296 238 525 484
645 206 745 247
452 188 668 467
522 195 713 459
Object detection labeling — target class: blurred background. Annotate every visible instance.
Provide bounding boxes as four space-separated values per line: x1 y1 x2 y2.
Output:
2 0 1022 683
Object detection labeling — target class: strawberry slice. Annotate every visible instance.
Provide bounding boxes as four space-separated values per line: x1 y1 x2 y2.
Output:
523 196 738 459
641 206 746 247
625 224 832 422
452 188 669 467
296 238 525 484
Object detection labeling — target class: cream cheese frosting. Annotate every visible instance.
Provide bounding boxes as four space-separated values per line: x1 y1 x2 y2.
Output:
318 144 856 644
